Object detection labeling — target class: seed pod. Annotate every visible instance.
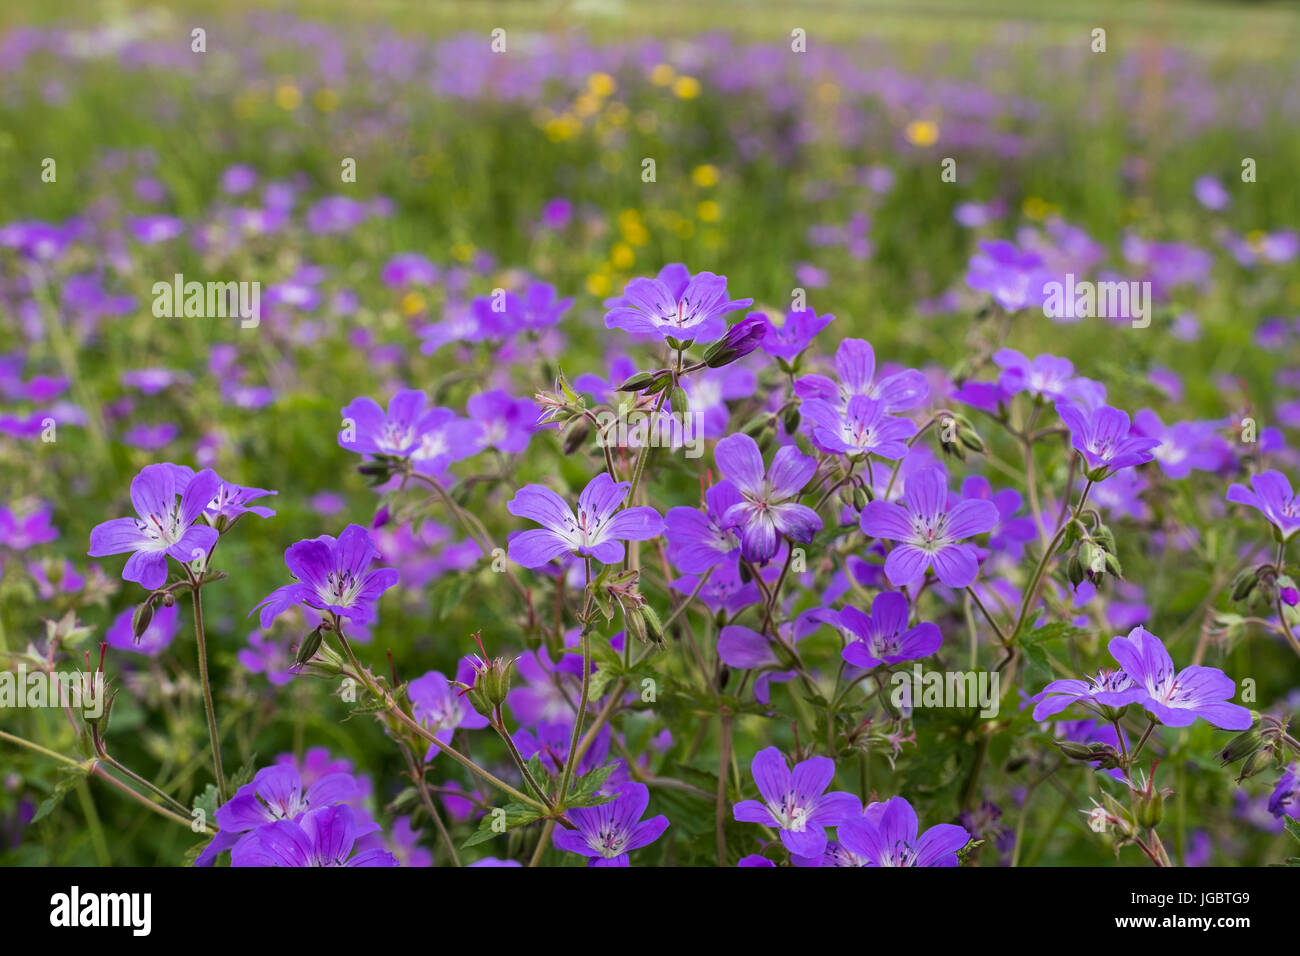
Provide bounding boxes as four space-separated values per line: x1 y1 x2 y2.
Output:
562 416 590 455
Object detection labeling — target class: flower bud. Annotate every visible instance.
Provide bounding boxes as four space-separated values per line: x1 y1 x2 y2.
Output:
1230 568 1259 603
562 416 591 455
1136 789 1164 828
618 371 658 392
131 601 155 642
1217 727 1264 767
703 316 766 368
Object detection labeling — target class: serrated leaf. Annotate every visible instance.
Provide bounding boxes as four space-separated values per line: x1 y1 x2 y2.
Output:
564 762 619 807
31 766 90 823
462 802 542 848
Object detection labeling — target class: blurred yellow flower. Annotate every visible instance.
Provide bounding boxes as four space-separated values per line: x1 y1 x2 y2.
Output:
400 292 426 316
275 84 302 111
574 94 600 118
588 72 616 97
611 243 635 269
691 164 719 188
1022 196 1056 221
618 210 649 246
313 88 339 112
673 76 701 99
697 200 721 222
544 115 580 142
586 272 611 296
450 242 475 263
904 119 939 147
650 64 675 86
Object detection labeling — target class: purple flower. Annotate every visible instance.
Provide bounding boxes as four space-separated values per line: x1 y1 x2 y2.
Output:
409 664 490 761
196 764 361 866
664 481 742 573
506 473 663 568
801 394 917 459
604 265 752 344
1194 175 1230 211
795 338 928 413
1056 402 1161 479
838 591 941 670
252 524 399 628
88 464 220 590
231 804 398 867
965 239 1051 312
732 747 858 857
1226 471 1300 540
1108 626 1252 730
1268 764 1299 821
553 783 669 866
837 796 970 867
1132 410 1226 480
859 467 998 588
1031 669 1143 721
993 349 1083 402
755 307 833 360
340 388 442 459
467 389 536 455
106 603 179 656
714 433 821 564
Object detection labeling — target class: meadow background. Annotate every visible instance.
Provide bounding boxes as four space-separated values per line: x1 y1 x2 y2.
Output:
2 0 1299 866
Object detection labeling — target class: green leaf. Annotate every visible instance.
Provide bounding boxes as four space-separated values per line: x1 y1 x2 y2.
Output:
564 762 619 808
462 802 542 848
32 766 90 823
192 783 219 821
1019 622 1089 646
1285 817 1300 845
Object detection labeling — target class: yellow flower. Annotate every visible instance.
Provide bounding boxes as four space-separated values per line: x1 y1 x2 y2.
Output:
574 94 600 118
673 76 701 99
450 242 475 263
586 273 611 296
697 200 721 222
1022 196 1054 221
618 210 649 246
275 84 302 111
691 164 719 188
588 72 616 97
650 64 675 86
313 88 339 113
544 115 580 142
400 292 426 316
904 119 939 147
611 243 635 270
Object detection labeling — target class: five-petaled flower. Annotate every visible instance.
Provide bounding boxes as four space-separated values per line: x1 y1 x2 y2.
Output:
604 264 752 344
859 467 998 588
553 783 669 866
1226 470 1300 541
1055 401 1161 480
838 591 942 669
837 796 970 867
252 524 399 627
714 433 822 565
732 746 858 857
506 473 663 568
89 463 221 590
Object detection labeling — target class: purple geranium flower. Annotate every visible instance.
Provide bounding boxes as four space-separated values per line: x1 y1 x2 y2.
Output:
802 394 917 459
506 473 663 568
88 464 220 590
993 349 1082 402
252 524 399 627
664 480 742 573
409 664 490 761
340 388 441 459
1056 402 1161 479
795 338 929 413
732 746 858 857
859 467 998 588
1108 626 1252 730
196 764 360 866
714 433 821 564
231 804 398 867
553 783 669 866
1031 668 1143 721
837 796 970 867
1226 470 1300 540
467 389 536 455
1269 764 1299 821
838 591 941 669
604 265 752 344
965 239 1051 312
755 307 833 360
